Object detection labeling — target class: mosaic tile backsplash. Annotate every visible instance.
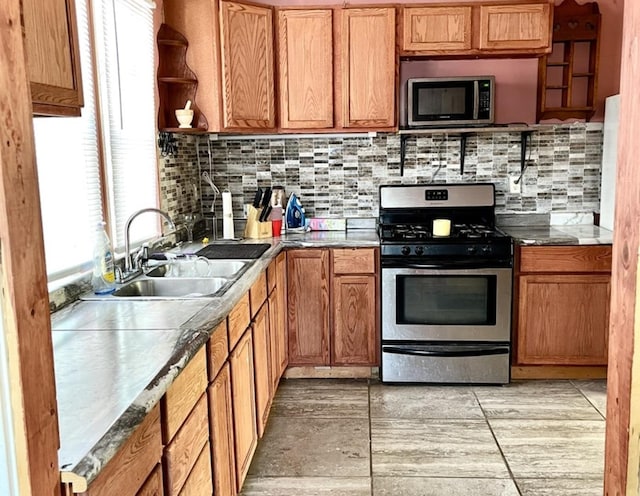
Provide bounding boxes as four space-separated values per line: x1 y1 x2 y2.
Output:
158 123 603 223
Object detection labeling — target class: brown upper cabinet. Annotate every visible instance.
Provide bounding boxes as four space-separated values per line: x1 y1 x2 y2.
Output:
219 1 275 129
400 0 553 57
340 8 396 129
277 7 396 131
163 0 275 131
23 0 84 116
278 9 334 129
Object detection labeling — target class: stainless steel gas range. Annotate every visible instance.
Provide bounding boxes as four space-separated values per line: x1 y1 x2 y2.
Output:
379 183 513 384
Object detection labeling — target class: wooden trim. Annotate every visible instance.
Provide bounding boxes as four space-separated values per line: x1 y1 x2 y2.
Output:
604 0 640 492
0 1 60 494
511 366 607 380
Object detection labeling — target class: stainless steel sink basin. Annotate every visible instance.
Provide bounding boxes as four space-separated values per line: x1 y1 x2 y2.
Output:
113 277 229 298
145 259 251 279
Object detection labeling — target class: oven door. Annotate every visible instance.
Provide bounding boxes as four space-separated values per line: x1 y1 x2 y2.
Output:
381 263 512 342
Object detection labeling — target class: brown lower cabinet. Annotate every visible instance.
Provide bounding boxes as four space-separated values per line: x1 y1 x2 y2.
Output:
229 330 258 489
252 302 272 438
137 465 163 496
208 363 237 496
287 248 379 366
515 245 612 366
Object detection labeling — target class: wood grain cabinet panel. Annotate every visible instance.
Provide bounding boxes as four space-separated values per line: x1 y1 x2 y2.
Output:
229 331 258 489
22 0 83 116
208 363 237 496
402 6 472 52
333 248 376 274
163 394 209 496
136 464 163 496
208 320 229 382
252 303 272 438
177 443 213 496
520 245 612 273
287 249 331 365
332 275 378 365
278 9 334 129
479 3 551 51
86 405 162 496
340 8 396 128
250 272 268 318
229 292 251 350
220 1 275 129
517 274 610 365
275 252 288 376
161 347 208 443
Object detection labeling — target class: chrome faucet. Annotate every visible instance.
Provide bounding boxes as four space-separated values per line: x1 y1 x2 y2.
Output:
123 208 176 276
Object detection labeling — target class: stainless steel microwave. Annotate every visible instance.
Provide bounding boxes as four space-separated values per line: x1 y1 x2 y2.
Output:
407 76 495 127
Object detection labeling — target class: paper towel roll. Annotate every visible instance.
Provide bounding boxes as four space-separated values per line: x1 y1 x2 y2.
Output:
222 190 234 239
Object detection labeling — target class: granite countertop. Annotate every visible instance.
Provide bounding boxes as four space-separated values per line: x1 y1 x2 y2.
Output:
501 224 613 246
52 230 379 489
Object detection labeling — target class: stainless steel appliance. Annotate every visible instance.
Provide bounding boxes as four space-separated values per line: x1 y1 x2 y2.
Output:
406 76 495 128
379 183 512 384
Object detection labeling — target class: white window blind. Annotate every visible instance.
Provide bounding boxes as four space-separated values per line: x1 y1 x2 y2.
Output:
94 0 159 250
33 0 159 281
33 0 103 280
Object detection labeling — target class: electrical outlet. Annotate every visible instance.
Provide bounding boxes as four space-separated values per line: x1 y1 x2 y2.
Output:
508 176 521 194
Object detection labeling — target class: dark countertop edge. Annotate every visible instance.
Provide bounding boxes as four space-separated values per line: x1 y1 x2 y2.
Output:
58 234 379 483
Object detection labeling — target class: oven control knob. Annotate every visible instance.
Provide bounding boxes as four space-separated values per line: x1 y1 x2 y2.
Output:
467 246 477 254
415 246 424 255
401 246 411 256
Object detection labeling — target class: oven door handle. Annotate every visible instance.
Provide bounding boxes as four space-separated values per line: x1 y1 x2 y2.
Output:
381 258 512 270
383 345 509 358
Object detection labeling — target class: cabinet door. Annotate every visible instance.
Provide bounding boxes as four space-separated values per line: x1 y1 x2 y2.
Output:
268 291 281 391
136 465 163 496
332 275 378 365
517 274 610 365
479 3 551 52
287 249 330 365
275 252 288 377
401 6 472 52
220 1 275 129
278 9 334 129
229 331 258 490
22 0 83 116
341 8 396 128
208 363 237 496
252 303 272 438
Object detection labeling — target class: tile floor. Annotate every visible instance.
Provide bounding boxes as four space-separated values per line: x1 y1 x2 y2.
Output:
241 379 607 496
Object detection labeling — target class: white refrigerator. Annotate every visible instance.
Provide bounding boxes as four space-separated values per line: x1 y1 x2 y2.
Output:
599 94 620 231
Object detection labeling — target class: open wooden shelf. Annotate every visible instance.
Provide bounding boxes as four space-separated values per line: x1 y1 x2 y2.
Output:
156 24 208 132
537 0 601 122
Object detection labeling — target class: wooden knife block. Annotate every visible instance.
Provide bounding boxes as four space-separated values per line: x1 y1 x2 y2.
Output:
244 205 272 239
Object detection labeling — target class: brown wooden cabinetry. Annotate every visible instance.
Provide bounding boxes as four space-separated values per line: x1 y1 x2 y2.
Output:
137 465 164 496
252 303 272 438
220 1 275 129
515 245 612 367
268 252 288 386
400 0 552 57
287 248 379 367
340 8 396 129
22 0 83 116
84 405 162 496
278 9 334 129
287 249 331 365
229 330 258 489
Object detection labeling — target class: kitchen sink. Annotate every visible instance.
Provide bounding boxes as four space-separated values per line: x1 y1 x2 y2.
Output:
113 277 229 299
145 259 251 279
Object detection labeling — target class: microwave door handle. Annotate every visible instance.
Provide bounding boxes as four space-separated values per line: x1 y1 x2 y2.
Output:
473 80 479 120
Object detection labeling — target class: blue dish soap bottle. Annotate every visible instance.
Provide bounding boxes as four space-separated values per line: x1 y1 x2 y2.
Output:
92 222 116 294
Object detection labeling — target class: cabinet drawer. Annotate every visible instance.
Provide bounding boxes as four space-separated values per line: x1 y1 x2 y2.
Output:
178 442 213 496
333 248 376 274
136 464 163 496
229 292 251 349
86 405 162 496
162 347 207 443
250 272 268 318
267 260 277 294
164 394 209 496
519 246 612 273
208 320 229 382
